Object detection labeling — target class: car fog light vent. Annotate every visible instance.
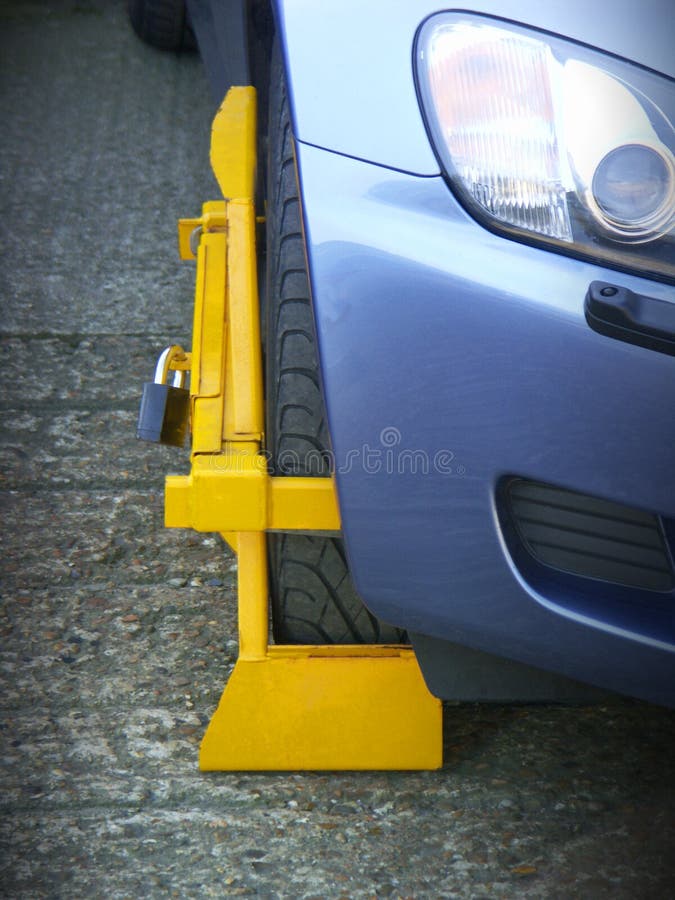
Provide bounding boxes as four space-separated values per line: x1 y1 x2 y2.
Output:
507 479 674 592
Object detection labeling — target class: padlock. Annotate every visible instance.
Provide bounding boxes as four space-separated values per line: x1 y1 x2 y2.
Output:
137 346 190 447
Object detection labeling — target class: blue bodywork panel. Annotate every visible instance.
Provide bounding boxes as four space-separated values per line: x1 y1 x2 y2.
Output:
295 145 675 706
272 0 675 703
276 0 675 176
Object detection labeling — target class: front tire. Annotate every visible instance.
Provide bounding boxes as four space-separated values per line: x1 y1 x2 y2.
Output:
264 42 404 645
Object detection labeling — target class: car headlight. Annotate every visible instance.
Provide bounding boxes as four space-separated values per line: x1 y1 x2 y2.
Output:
415 14 675 282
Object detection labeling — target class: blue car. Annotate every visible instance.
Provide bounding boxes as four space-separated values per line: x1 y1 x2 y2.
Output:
132 0 675 708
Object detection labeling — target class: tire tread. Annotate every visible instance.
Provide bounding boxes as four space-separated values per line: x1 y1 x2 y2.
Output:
265 43 404 644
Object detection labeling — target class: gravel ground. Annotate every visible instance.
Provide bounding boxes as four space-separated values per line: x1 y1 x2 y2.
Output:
2 3 675 898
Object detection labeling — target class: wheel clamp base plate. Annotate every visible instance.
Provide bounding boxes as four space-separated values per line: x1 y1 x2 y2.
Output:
200 647 443 771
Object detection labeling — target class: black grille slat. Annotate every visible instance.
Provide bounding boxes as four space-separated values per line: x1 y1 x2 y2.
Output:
509 482 657 526
507 479 674 592
511 501 664 550
529 542 673 592
519 521 672 570
528 536 671 575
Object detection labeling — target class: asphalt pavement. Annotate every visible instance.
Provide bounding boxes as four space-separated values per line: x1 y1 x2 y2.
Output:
1 2 675 898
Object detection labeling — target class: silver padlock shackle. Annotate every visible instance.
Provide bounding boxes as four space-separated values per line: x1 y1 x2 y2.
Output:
155 345 187 388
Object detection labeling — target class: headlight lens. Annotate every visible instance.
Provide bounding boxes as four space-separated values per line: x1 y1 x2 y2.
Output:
416 14 675 282
591 144 674 236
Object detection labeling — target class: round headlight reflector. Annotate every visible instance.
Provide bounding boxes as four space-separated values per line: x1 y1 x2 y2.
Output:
591 143 675 240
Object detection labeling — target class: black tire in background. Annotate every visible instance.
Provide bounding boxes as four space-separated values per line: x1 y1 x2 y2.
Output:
128 0 193 51
264 43 405 645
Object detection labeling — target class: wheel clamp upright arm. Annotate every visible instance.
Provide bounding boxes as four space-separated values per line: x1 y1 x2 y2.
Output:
164 87 442 771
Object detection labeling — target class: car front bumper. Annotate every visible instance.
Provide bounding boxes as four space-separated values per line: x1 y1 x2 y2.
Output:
296 142 675 706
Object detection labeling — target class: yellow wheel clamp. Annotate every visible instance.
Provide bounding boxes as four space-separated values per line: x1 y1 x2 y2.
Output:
161 87 442 770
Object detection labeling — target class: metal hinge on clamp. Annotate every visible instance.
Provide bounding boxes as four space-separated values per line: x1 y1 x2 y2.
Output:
156 87 442 770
